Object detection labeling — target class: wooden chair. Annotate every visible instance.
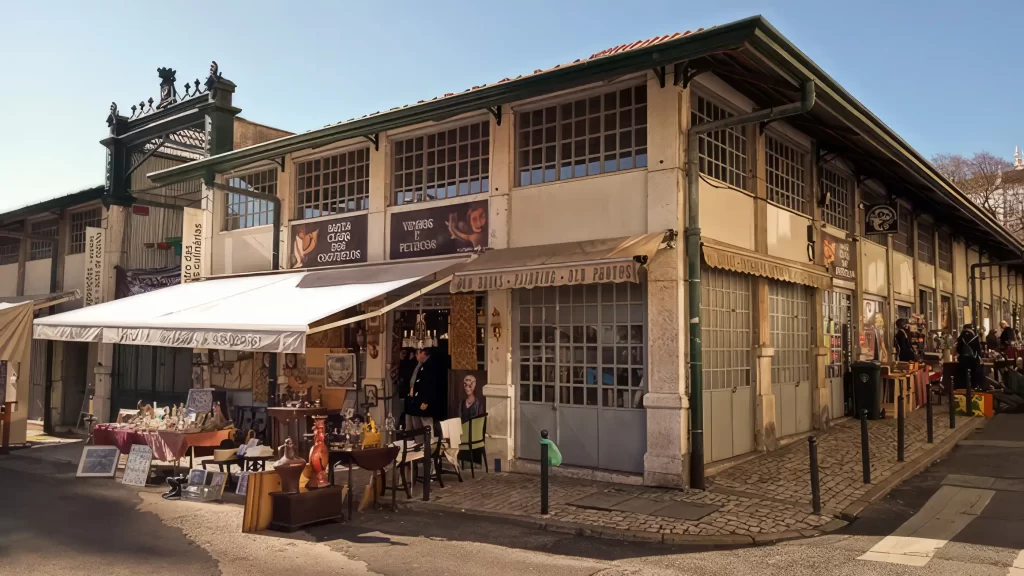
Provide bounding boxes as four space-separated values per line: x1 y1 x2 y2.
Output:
430 418 463 488
391 427 430 499
459 413 488 478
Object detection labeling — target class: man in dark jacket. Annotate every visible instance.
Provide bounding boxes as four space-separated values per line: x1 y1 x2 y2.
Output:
957 324 982 389
404 347 444 434
894 319 916 362
1000 321 1017 349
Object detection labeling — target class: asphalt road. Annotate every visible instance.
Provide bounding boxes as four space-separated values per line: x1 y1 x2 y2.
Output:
3 424 1024 576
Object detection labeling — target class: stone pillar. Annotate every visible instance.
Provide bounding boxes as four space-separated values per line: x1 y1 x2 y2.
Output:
483 288 513 468
811 288 831 429
368 139 388 262
93 205 129 424
753 278 778 450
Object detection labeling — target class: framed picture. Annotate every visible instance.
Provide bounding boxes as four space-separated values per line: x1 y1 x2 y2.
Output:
325 353 357 389
236 471 250 496
121 445 153 487
187 468 208 487
207 471 227 498
77 446 120 478
363 384 378 407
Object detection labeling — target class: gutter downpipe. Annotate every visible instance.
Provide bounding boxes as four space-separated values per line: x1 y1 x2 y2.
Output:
969 258 1024 332
686 81 816 489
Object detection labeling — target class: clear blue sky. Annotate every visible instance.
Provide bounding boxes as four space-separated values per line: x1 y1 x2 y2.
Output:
1 0 1021 213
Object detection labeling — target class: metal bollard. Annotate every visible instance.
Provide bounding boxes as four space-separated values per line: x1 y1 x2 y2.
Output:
423 427 431 502
861 409 871 484
540 430 550 515
948 375 956 429
926 392 934 443
808 436 821 516
897 383 905 462
965 367 973 420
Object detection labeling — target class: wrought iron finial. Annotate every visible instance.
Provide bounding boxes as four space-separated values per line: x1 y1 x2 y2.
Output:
210 61 219 77
205 61 222 92
156 67 178 109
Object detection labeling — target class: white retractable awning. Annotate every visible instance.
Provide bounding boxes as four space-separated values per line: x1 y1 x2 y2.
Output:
33 258 465 354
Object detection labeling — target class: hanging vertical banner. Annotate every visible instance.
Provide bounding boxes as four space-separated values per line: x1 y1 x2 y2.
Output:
181 207 207 283
83 227 105 307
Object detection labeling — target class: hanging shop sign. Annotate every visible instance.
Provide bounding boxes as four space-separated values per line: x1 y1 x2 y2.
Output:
83 227 105 307
864 204 898 235
389 199 488 260
181 207 207 283
116 266 181 299
451 261 640 293
822 232 856 281
290 214 368 269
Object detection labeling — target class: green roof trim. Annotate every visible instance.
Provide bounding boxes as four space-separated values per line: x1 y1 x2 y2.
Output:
0 185 105 224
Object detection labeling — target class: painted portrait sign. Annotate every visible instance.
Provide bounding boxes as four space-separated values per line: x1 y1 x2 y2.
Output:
389 199 488 260
290 214 368 269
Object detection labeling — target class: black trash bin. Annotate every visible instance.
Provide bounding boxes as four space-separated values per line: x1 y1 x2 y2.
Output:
851 361 883 420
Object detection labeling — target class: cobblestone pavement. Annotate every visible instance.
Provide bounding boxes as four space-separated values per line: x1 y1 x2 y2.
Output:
709 403 970 514
416 403 973 539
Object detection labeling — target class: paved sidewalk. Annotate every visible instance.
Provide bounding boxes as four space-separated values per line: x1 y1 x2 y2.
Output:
409 402 977 543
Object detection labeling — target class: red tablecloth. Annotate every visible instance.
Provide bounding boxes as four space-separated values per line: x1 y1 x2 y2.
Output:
92 425 233 461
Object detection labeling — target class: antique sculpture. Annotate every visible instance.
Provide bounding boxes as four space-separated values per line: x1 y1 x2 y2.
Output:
274 437 306 494
307 416 330 489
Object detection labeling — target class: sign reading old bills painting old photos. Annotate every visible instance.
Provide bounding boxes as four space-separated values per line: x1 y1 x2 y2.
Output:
390 199 488 260
822 232 856 281
290 214 368 268
84 227 104 307
451 260 640 292
181 207 207 283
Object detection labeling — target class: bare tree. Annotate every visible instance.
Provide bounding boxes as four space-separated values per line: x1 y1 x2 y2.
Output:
932 152 1017 229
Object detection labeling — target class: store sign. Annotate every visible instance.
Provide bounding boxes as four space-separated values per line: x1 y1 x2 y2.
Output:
181 207 207 283
116 266 180 299
451 261 640 293
106 327 306 353
822 232 856 281
865 204 898 235
83 227 105 307
390 199 488 260
290 213 368 268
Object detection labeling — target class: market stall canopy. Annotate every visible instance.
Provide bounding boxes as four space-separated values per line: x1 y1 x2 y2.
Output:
702 241 832 291
0 301 33 403
450 232 667 293
0 290 81 311
33 259 465 354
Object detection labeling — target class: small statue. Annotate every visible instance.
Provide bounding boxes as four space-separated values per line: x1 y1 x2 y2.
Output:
274 437 306 494
306 416 330 489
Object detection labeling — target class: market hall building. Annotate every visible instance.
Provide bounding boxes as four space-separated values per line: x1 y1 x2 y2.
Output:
31 16 1024 488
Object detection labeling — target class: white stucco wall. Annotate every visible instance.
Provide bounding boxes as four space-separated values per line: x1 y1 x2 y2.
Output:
0 263 17 297
893 252 915 299
862 240 888 297
61 253 85 310
767 205 812 263
24 259 52 296
212 227 273 275
918 261 936 289
700 183 754 250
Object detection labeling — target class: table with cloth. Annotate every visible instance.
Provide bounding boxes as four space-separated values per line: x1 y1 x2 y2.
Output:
92 424 234 462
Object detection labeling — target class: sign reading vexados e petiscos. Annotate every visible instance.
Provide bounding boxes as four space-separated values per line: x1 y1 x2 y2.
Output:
451 260 641 293
390 199 488 260
32 324 308 354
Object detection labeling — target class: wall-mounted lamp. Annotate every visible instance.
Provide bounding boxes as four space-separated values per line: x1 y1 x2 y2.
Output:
491 307 502 341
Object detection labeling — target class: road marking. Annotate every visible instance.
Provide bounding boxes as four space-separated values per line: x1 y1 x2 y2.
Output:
959 440 1024 448
1009 550 1024 575
859 485 994 567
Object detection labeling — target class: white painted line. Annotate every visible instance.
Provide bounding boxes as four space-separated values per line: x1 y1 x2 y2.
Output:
1008 550 1024 575
858 485 995 568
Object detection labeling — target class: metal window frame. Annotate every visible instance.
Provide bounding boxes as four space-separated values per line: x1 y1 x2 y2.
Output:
294 147 370 220
765 132 809 215
68 207 102 255
691 91 749 190
224 168 278 231
0 236 18 265
917 219 936 265
28 218 59 261
892 203 913 256
769 282 812 386
392 120 490 206
937 230 953 272
515 283 647 411
701 267 752 392
514 83 648 187
823 290 852 378
820 164 852 231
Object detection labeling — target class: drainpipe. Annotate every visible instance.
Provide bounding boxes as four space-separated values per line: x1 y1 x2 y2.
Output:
970 259 1024 330
685 81 816 489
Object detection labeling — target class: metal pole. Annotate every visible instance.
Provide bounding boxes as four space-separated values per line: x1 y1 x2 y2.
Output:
926 390 934 443
540 430 550 515
965 367 972 420
861 409 871 484
897 383 905 462
422 426 431 502
808 436 821 516
684 81 816 490
949 373 956 429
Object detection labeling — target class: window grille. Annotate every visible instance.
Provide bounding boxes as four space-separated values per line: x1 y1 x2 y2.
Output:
29 219 58 261
517 283 645 409
770 282 812 387
393 122 489 205
0 237 18 265
516 84 647 186
295 149 369 220
692 95 748 189
893 205 913 256
820 166 852 231
225 169 277 230
765 135 808 214
69 208 102 254
701 267 752 392
937 230 952 272
917 220 935 265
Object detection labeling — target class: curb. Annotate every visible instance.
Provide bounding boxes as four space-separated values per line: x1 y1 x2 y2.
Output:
839 416 982 522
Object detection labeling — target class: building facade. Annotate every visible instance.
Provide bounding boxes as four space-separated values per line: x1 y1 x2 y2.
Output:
33 17 1024 487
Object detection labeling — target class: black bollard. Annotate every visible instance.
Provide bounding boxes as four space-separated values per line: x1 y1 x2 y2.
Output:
540 430 550 515
808 436 821 516
897 383 905 462
926 391 934 443
948 375 956 429
965 367 973 420
423 427 431 502
861 409 871 484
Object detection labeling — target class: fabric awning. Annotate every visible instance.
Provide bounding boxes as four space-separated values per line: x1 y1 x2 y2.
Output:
33 258 464 354
702 242 833 291
450 232 666 293
0 291 81 311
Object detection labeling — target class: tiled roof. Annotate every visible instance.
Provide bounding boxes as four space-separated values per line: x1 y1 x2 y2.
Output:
310 29 704 132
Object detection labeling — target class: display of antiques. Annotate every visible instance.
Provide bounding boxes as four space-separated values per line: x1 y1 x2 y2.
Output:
106 400 235 433
273 437 307 494
306 416 331 489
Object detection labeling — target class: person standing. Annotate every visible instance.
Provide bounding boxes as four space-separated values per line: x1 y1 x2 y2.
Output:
894 318 916 362
956 324 982 389
405 347 442 433
1000 320 1017 349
